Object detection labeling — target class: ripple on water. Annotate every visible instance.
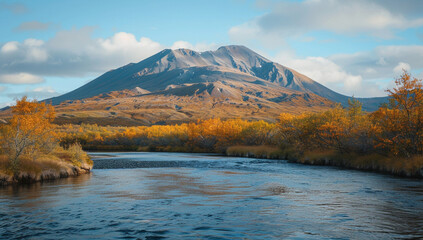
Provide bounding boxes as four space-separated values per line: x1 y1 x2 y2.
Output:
1 152 423 239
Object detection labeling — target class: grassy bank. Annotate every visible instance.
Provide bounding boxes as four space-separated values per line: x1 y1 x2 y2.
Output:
0 97 94 186
226 145 423 178
82 143 423 178
297 151 423 178
82 144 215 153
226 145 287 159
0 144 93 186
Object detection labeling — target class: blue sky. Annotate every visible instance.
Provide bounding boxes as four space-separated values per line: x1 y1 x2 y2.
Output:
1 0 423 107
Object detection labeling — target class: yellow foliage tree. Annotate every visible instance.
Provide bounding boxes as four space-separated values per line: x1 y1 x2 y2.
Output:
0 97 56 172
373 71 423 156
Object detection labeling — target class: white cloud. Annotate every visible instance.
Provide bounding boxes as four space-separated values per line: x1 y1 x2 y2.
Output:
330 45 423 79
7 86 59 100
0 39 48 64
0 28 164 78
171 41 194 50
229 0 423 44
97 33 163 66
99 33 161 52
171 41 218 52
0 73 44 84
24 38 44 47
1 41 19 53
271 44 423 97
393 62 411 75
274 54 384 97
26 47 48 62
32 86 56 94
0 28 162 77
229 20 284 47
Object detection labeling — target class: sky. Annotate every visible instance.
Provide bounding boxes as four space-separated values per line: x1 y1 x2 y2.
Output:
1 0 423 107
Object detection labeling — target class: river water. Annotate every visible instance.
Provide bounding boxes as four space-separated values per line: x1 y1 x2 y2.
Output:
1 152 423 239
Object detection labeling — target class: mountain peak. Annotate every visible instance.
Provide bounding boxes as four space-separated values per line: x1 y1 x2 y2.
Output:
171 48 199 55
216 45 260 55
217 45 249 51
168 45 258 57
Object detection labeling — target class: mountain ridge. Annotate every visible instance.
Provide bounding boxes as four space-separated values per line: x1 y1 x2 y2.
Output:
47 45 387 111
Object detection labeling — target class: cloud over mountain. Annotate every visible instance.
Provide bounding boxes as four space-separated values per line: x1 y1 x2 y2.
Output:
7 86 59 99
230 0 423 42
330 45 423 79
0 73 44 84
0 27 165 78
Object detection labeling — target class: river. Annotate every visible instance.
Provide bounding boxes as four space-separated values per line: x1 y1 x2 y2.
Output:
1 152 423 239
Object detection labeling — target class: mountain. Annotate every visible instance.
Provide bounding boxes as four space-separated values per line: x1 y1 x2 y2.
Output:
35 45 386 125
49 45 386 109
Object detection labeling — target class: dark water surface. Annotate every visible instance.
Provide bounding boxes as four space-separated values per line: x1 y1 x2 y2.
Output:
1 152 423 239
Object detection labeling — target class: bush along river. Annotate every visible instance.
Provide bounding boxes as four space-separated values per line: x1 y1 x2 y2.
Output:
1 152 423 239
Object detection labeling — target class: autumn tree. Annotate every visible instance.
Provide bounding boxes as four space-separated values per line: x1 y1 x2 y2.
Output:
187 119 220 150
277 100 377 155
317 100 376 154
373 71 423 156
240 120 275 145
278 112 324 151
0 97 56 172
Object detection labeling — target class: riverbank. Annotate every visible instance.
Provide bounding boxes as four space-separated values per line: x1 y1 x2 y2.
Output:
0 147 93 186
0 163 92 186
83 144 423 178
226 145 423 178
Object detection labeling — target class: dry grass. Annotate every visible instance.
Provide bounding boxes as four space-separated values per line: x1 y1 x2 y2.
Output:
0 154 12 175
0 155 69 183
0 144 93 185
54 144 93 168
298 151 423 177
227 145 288 159
144 145 209 153
226 146 423 177
349 154 423 177
298 150 339 165
83 144 139 151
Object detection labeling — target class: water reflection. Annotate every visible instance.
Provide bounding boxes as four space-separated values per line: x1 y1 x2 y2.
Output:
1 173 91 198
1 152 423 239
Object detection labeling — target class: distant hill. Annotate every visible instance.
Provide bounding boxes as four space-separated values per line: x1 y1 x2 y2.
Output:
0 45 387 126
